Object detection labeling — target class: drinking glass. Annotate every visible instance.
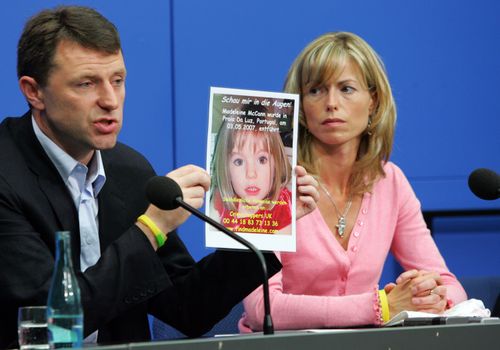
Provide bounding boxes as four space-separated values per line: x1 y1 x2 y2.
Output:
18 306 49 350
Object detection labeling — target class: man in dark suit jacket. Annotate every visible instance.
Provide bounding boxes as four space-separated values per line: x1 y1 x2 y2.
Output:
0 113 283 347
0 5 320 349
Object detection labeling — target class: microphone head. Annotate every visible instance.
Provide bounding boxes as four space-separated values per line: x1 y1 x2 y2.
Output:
146 176 184 210
468 168 500 200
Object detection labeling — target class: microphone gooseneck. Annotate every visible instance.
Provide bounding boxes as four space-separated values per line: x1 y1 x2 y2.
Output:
468 168 500 200
145 176 274 335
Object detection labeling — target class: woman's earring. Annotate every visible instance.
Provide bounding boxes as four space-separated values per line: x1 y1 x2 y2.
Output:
366 117 373 136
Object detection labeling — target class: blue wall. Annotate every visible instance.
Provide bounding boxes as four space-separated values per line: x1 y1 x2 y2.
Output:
1 0 499 283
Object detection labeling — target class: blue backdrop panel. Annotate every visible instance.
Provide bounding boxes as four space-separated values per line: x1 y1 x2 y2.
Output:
433 216 500 277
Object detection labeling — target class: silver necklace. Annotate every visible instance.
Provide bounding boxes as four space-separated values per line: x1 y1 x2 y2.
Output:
317 179 353 238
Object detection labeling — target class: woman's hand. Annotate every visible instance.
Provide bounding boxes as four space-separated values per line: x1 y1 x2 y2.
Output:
385 279 418 317
384 269 448 316
295 166 319 220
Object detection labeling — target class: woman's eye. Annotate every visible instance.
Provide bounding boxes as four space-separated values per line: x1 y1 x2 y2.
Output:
309 86 323 95
341 85 356 94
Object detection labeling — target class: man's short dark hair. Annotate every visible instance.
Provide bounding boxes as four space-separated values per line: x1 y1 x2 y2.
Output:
17 6 121 87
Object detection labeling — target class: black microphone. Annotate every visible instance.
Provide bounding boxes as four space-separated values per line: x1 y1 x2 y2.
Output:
146 176 274 335
468 168 500 200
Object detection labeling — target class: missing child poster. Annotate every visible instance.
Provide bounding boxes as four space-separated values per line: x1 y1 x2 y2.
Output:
205 87 299 252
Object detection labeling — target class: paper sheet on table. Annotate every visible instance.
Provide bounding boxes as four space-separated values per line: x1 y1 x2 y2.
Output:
384 298 491 327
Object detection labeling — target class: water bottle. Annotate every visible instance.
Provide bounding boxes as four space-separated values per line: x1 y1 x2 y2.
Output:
46 231 83 348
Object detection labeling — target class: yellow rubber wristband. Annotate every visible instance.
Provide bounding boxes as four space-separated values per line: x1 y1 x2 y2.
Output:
378 289 390 323
137 215 167 248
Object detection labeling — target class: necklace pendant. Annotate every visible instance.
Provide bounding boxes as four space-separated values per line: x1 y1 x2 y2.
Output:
336 216 346 237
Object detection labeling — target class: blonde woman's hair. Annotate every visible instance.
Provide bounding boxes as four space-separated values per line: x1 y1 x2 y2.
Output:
284 31 396 195
210 115 291 211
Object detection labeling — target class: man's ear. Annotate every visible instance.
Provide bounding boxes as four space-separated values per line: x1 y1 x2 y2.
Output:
19 76 45 110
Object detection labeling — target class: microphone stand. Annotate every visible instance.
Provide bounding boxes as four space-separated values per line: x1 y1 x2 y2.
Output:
175 197 274 335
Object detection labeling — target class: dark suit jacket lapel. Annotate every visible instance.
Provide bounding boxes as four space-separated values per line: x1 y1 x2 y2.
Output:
97 162 128 251
13 113 81 265
14 113 131 262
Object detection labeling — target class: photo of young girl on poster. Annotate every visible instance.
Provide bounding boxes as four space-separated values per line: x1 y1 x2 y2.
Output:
205 87 299 251
210 105 292 235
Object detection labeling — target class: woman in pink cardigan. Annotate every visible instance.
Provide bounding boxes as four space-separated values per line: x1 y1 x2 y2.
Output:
239 32 467 332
